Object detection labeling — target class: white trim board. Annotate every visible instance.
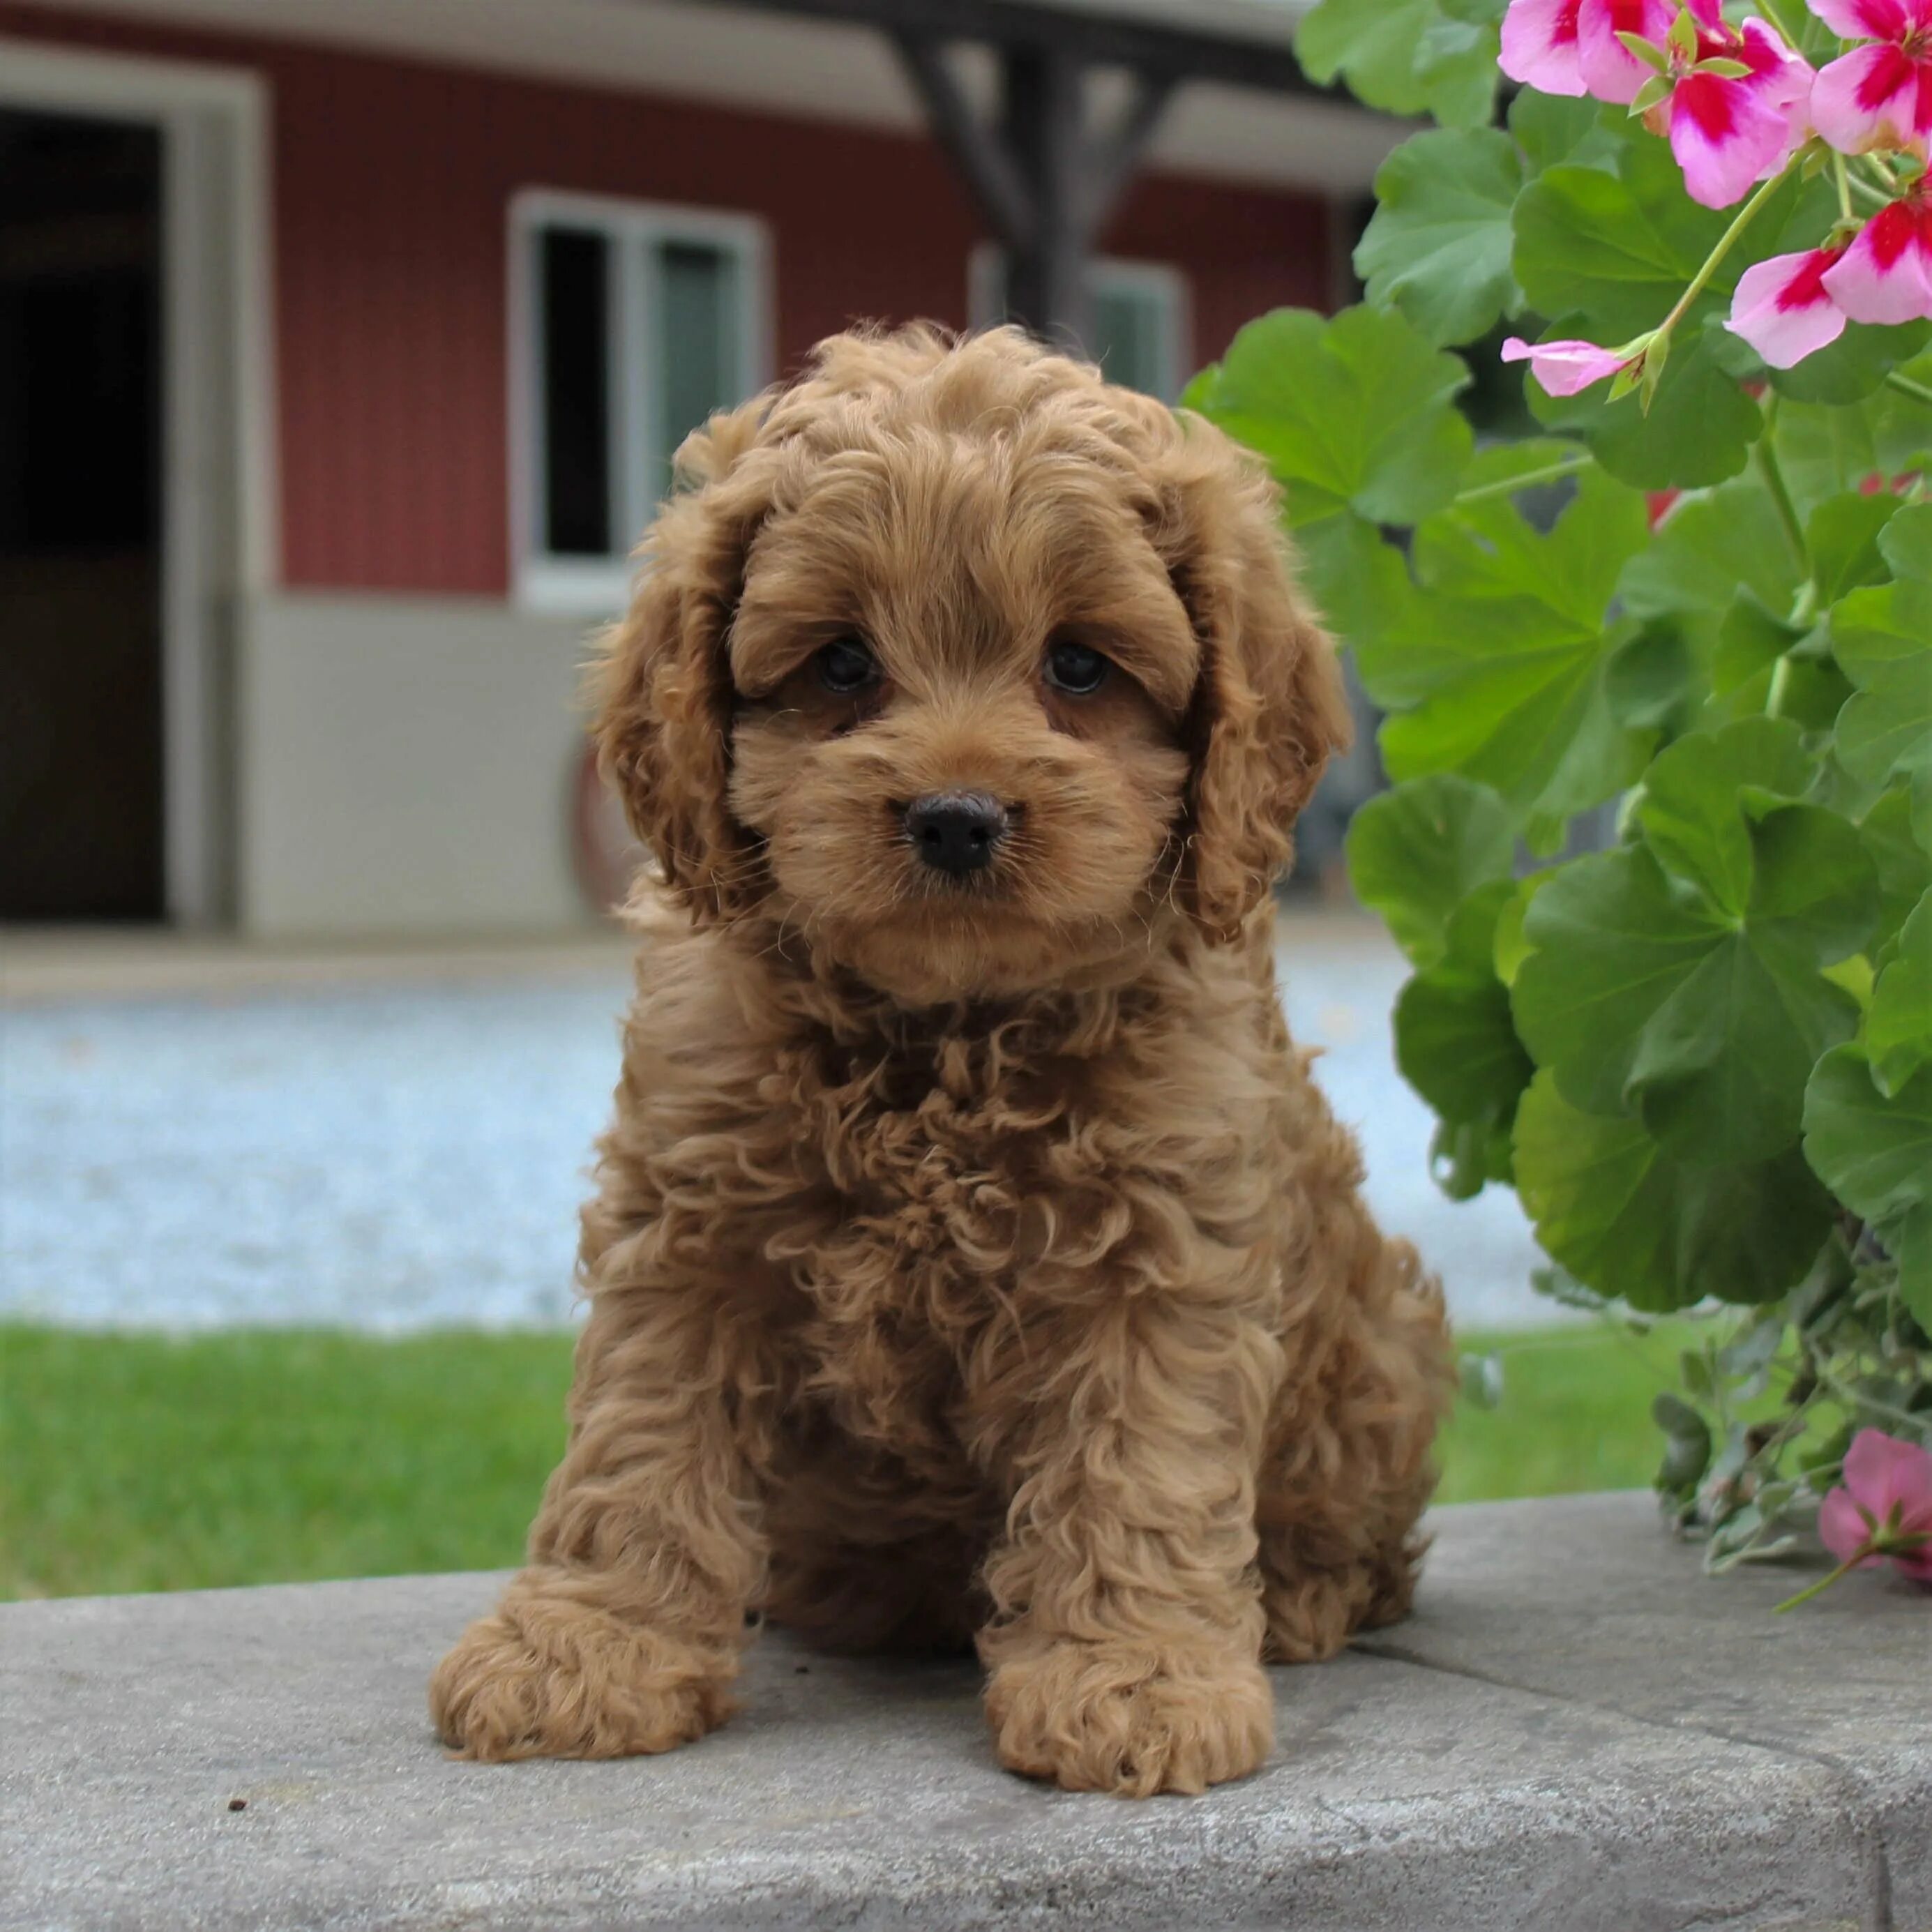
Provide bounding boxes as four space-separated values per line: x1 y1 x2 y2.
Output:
12 0 1405 193
1 36 276 926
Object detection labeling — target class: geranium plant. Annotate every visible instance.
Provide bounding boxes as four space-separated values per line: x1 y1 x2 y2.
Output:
1185 0 1931 1574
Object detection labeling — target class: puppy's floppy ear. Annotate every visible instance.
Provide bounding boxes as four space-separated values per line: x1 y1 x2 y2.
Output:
1166 428 1353 941
588 397 774 923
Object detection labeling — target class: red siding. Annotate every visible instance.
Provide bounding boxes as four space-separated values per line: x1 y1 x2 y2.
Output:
1 3 1337 595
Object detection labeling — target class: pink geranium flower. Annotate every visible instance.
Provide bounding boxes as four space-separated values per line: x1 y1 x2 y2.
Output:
1498 0 1727 105
1807 0 1932 157
1727 243 1852 365
1781 1428 1932 1610
1502 0 1590 93
1501 334 1640 395
1576 0 1715 105
1822 183 1932 321
1820 1430 1932 1580
1643 17 1816 208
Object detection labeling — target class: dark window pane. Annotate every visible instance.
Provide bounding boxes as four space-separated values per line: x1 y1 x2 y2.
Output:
539 227 611 557
654 241 739 498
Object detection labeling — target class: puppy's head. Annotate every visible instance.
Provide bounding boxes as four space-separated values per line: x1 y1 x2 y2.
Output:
592 326 1348 1005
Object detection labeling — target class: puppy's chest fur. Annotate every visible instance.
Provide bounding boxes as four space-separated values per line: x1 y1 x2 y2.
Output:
773 1024 1118 1469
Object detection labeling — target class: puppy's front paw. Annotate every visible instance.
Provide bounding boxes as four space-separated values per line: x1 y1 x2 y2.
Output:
429 1585 737 1762
985 1638 1274 1797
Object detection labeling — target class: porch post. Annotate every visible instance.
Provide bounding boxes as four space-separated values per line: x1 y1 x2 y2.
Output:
890 32 1174 350
998 43 1088 348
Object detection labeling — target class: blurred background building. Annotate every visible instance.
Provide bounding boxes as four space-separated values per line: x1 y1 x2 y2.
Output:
0 0 1398 938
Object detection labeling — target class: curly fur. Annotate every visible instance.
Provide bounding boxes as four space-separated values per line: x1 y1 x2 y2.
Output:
430 326 1451 1797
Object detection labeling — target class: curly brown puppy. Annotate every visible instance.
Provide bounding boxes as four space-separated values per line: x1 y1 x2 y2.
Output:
430 324 1451 1798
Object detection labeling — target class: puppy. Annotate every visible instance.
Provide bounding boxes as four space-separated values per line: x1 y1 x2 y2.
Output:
430 325 1451 1797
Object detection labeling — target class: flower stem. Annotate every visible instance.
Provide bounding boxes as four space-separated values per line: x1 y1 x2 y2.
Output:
1885 370 1932 409
1813 1359 1927 1430
1451 453 1594 506
1834 156 1855 224
1658 157 1803 339
1775 1549 1866 1613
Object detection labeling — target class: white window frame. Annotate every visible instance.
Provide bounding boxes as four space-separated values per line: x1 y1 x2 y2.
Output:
968 244 1191 402
509 189 771 617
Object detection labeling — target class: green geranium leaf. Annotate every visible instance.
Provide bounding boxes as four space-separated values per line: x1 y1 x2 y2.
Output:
1761 658 1859 738
1414 12 1506 126
1399 968 1533 1171
1451 435 1594 495
1195 305 1474 528
1775 369 1932 517
1803 1047 1932 1328
1493 872 1551 988
1867 890 1932 1099
1184 354 1418 654
1875 347 1932 476
1877 493 1932 580
1862 783 1932 943
1396 882 1536 1195
1357 128 1525 347
1297 0 1500 126
1773 397 1882 519
1619 477 1804 660
1516 1070 1834 1311
1359 453 1652 836
1712 592 1806 702
1512 138 1742 342
1832 505 1932 828
1401 969 1535 1117
1514 816 1876 1166
1769 320 1932 407
1636 716 1817 916
1346 774 1515 969
1509 90 1622 176
1606 619 1702 732
1529 319 1762 489
1431 1115 1516 1200
1294 511 1419 656
1808 492 1898 605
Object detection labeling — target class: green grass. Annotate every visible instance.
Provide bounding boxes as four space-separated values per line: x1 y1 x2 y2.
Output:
0 1320 1693 1601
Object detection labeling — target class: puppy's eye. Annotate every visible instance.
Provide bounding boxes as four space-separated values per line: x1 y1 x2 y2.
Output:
816 637 878 695
1044 640 1110 696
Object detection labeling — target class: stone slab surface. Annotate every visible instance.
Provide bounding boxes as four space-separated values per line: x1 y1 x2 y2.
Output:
1358 1491 1932 1927
3 1493 1924 1932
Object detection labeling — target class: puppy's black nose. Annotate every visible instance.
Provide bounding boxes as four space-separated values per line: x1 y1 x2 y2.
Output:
904 791 1007 875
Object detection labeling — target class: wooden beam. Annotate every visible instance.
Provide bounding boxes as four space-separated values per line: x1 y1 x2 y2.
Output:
718 0 1342 346
892 35 1034 250
1000 42 1089 345
1075 68 1176 245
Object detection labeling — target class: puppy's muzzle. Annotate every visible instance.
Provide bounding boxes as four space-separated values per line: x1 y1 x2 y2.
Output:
903 792 1009 876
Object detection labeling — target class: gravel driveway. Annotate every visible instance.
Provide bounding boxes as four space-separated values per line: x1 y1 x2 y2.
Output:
1 921 1550 1331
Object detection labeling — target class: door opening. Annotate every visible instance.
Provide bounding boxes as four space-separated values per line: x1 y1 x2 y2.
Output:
0 105 165 921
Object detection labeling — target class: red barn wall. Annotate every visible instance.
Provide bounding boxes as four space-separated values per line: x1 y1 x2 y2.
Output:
1 3 1338 598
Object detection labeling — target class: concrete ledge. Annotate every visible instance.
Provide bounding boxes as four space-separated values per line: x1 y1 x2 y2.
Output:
3 1493 1924 1931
